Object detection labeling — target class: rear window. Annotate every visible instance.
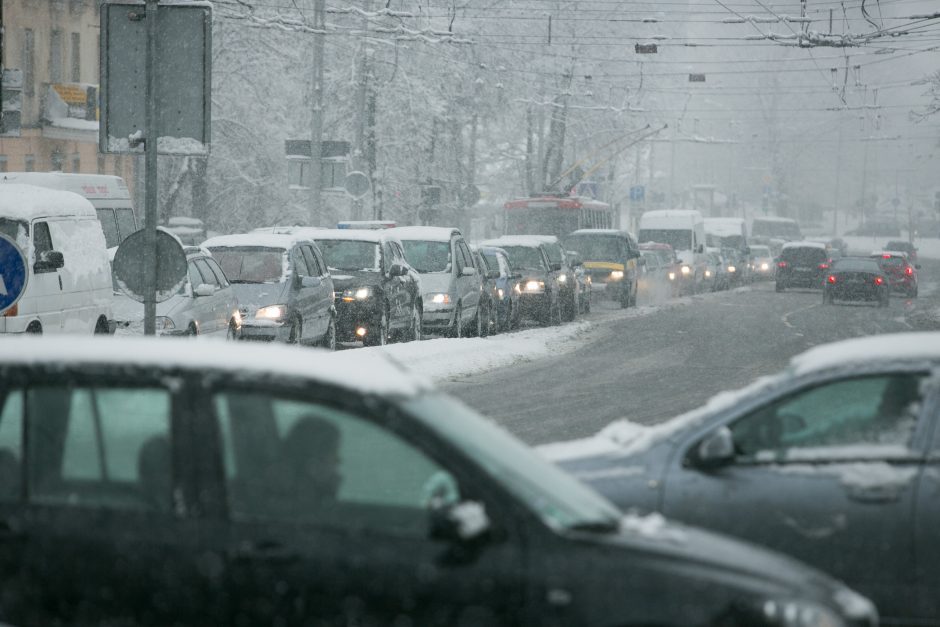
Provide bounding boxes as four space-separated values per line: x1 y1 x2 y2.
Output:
875 255 905 267
780 247 827 264
833 259 881 273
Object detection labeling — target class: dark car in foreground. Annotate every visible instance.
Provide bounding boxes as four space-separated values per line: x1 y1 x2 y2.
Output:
0 337 876 627
543 332 940 626
313 229 422 345
775 241 830 292
823 257 890 306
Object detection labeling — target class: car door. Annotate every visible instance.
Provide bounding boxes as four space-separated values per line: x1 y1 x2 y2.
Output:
27 220 63 332
912 373 940 621
193 257 226 335
0 369 207 626
455 239 480 321
300 244 332 337
663 368 932 617
391 241 418 315
198 385 527 626
204 256 239 334
289 246 320 341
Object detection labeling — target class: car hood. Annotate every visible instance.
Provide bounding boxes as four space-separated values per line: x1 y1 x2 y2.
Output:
416 272 452 294
231 282 288 311
330 270 383 292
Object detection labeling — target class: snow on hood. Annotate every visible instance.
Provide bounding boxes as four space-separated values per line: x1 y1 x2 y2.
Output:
0 336 433 398
675 250 694 264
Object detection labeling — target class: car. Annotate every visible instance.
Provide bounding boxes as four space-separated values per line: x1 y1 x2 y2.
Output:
528 235 580 321
470 246 499 336
569 250 592 313
563 229 641 307
112 246 242 338
481 236 562 326
871 251 919 298
884 240 918 264
775 241 830 292
0 336 878 627
823 257 890 307
749 244 775 280
704 249 730 291
638 241 680 297
390 226 483 337
477 245 522 331
313 229 422 346
638 211 707 296
203 232 337 348
543 331 940 625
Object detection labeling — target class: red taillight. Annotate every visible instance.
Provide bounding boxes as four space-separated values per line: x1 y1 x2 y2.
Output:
882 254 892 259
874 276 884 286
818 262 830 270
2 303 16 317
905 266 914 276
777 261 788 268
827 275 837 284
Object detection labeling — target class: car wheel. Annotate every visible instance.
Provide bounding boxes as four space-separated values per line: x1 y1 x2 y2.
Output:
479 303 490 338
880 293 890 308
470 306 483 337
287 318 301 344
775 282 785 293
583 293 591 313
911 286 918 299
452 304 464 338
188 323 198 337
321 316 337 350
619 287 630 309
488 304 499 336
822 292 832 305
226 319 239 340
365 308 389 346
409 305 423 342
94 317 110 335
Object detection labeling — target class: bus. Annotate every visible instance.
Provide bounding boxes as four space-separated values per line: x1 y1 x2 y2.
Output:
504 194 614 238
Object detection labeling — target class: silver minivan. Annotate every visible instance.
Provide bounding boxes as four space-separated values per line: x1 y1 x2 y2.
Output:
203 232 336 348
391 226 483 337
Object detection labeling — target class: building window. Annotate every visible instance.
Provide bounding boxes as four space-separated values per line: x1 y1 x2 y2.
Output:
287 157 311 189
71 153 81 173
50 149 64 171
24 155 35 172
50 30 63 83
70 33 81 82
22 29 35 98
0 157 8 173
97 155 105 174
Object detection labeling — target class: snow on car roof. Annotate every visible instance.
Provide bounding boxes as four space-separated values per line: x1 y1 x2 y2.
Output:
568 229 623 236
790 332 940 376
310 229 399 244
0 172 131 199
0 183 97 221
752 216 798 223
202 232 314 250
480 235 546 248
0 337 432 397
781 240 827 250
389 226 460 242
526 234 559 243
704 218 745 237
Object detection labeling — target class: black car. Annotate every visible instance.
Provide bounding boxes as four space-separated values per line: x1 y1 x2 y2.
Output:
532 236 580 321
481 236 562 326
0 337 877 627
314 229 422 346
546 332 938 625
471 246 499 336
775 242 830 291
823 257 890 306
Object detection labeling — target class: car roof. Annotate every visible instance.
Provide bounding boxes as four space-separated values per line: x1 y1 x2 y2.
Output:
480 235 546 248
311 228 400 245
790 332 940 376
389 226 460 242
568 229 625 237
781 241 826 251
0 337 431 397
526 235 560 244
871 250 908 258
0 183 97 221
203 232 315 250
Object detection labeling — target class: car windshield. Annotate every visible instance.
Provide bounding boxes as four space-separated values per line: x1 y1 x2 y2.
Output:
563 235 622 261
500 246 545 272
401 240 451 273
316 239 381 272
638 229 692 252
405 393 621 531
751 246 771 257
833 259 881 273
781 247 827 264
210 247 286 284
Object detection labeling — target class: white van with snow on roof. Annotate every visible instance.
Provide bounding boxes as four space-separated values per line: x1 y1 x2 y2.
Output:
638 210 707 294
0 184 113 335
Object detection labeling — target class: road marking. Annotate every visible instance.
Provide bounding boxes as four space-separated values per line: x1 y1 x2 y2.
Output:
781 301 819 331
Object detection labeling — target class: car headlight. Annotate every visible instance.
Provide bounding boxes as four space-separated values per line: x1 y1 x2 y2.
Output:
761 262 770 270
342 287 373 301
681 265 691 275
523 280 545 293
232 309 242 326
557 274 567 283
728 265 737 273
610 270 624 280
256 305 287 320
761 599 846 627
155 316 175 330
497 288 505 299
585 276 592 284
428 292 451 305
832 588 876 622
705 270 712 278
668 271 676 281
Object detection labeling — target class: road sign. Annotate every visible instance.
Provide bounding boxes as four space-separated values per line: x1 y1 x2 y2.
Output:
689 73 706 83
99 2 212 155
460 184 481 206
629 185 645 202
0 234 28 314
112 229 187 303
344 171 371 199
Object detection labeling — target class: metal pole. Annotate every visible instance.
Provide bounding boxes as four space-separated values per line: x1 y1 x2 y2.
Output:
832 116 843 234
309 0 325 225
143 0 159 335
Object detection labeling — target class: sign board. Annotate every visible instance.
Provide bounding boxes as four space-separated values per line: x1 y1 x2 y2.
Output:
344 171 371 200
459 184 481 206
629 185 645 202
112 229 187 303
0 234 28 314
99 2 211 155
689 74 706 83
635 43 658 54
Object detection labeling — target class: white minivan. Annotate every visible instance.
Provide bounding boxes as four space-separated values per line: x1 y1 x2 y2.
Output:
0 184 113 335
638 209 708 294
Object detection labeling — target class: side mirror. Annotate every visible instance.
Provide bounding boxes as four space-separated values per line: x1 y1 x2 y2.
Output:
694 426 735 469
550 262 562 272
429 500 491 543
389 263 408 277
697 244 705 254
193 283 216 297
566 251 583 267
487 270 501 280
34 250 65 272
461 266 477 277
301 275 322 288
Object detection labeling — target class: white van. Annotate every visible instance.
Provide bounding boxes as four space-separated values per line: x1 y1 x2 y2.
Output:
0 172 138 250
638 209 707 293
0 184 113 335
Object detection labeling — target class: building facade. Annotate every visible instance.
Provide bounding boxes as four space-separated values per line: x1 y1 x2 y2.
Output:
0 0 137 192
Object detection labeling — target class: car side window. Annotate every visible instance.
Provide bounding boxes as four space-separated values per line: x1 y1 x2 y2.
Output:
730 373 928 460
0 390 23 502
204 258 230 288
187 262 203 290
292 248 311 277
25 385 173 512
300 245 321 276
194 259 222 288
214 391 461 536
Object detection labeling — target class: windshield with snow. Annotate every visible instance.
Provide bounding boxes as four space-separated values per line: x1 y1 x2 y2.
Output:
400 240 452 273
638 229 692 252
316 239 381 272
563 235 622 262
211 247 286 284
500 246 545 272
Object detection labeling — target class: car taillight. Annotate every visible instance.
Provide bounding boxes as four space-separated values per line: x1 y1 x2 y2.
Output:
777 261 788 268
2 304 16 317
882 254 892 259
904 266 913 276
874 276 884 286
818 262 830 270
827 275 837 284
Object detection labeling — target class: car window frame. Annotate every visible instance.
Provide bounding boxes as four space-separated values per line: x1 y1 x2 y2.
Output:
202 257 230 289
193 258 222 289
300 244 322 277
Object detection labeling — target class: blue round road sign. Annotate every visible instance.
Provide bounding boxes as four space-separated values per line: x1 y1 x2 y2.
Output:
0 233 28 315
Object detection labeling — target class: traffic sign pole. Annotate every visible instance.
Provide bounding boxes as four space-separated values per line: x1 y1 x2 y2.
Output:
0 234 28 316
143 0 159 335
